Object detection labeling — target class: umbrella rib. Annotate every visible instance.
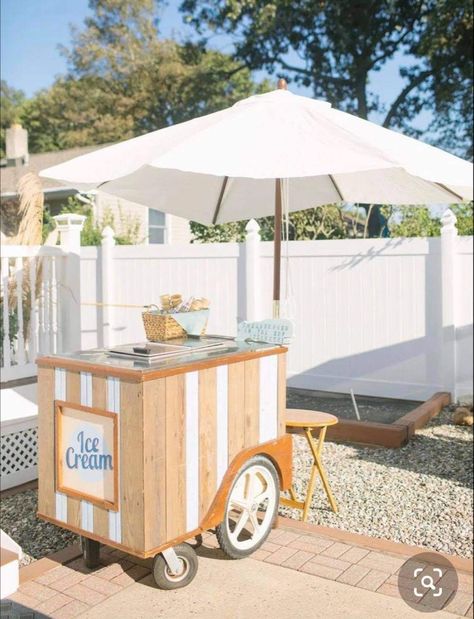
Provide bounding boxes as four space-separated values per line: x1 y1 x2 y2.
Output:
329 174 344 202
434 182 464 202
212 176 229 224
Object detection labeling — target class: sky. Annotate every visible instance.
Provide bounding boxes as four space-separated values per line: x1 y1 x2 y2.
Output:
1 0 421 127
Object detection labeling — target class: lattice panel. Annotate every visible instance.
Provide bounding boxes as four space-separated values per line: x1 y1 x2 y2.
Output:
1 427 38 476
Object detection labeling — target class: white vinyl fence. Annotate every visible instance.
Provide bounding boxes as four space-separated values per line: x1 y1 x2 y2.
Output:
78 212 473 402
1 210 472 402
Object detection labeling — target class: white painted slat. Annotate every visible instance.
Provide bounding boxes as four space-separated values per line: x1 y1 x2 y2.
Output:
1 257 11 368
14 257 26 365
259 355 278 443
54 368 68 522
216 365 228 486
40 258 51 353
50 257 58 353
29 257 38 363
185 371 199 531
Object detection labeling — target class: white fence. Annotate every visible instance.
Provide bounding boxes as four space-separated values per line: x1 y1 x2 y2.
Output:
78 213 473 402
0 245 67 382
1 210 472 401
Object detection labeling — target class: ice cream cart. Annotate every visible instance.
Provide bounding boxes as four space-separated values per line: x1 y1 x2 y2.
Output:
37 341 291 589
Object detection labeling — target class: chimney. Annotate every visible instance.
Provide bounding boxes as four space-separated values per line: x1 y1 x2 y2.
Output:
6 123 29 167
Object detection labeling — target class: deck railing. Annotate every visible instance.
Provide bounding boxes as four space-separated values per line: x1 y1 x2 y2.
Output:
1 245 67 382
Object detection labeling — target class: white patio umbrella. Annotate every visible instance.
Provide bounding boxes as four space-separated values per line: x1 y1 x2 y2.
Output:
40 81 473 316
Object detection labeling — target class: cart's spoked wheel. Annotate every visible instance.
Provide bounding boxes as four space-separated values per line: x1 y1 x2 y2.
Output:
216 455 279 559
152 544 198 590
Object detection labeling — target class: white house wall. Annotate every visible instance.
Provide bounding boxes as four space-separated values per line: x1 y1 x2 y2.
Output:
95 194 191 244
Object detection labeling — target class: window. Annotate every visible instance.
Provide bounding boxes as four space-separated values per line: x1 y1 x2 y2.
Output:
148 209 167 244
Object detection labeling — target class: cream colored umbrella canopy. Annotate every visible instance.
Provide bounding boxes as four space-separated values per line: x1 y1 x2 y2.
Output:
40 85 473 312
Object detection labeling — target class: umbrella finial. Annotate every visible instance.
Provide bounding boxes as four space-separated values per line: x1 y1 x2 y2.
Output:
277 78 288 90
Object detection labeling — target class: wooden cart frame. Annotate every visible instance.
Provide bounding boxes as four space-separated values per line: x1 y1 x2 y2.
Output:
37 346 291 568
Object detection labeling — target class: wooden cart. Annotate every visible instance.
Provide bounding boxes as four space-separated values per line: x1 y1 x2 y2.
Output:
37 342 291 588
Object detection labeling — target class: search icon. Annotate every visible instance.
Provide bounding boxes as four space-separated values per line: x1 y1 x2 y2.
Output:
398 552 458 612
421 575 437 591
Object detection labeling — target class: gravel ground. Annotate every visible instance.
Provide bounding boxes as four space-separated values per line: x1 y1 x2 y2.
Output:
1 407 471 565
287 387 421 424
0 489 78 566
280 406 473 558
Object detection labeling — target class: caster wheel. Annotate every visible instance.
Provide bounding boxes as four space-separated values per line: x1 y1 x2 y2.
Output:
216 455 279 559
81 536 101 568
152 544 198 590
188 534 203 549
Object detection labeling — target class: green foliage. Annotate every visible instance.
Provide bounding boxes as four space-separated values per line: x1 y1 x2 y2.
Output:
43 196 142 245
191 206 347 242
389 207 441 238
0 80 26 157
451 204 474 236
181 0 473 158
387 203 473 237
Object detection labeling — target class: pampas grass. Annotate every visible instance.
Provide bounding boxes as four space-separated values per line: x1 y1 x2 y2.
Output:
1 173 46 359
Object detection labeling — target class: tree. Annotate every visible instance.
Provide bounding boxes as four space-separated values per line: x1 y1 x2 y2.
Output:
0 81 25 157
181 0 472 155
181 0 473 236
21 0 266 153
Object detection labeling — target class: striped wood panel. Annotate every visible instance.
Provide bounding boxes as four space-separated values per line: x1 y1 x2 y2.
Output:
143 378 167 550
198 367 217 520
120 380 145 550
142 351 285 550
164 374 186 540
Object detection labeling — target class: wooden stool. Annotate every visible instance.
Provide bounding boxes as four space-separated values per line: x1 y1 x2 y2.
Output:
280 409 338 521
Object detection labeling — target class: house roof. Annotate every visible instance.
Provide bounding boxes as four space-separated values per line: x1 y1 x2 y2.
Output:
0 143 109 195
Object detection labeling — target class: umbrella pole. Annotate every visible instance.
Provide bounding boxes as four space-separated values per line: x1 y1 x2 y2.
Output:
273 178 282 318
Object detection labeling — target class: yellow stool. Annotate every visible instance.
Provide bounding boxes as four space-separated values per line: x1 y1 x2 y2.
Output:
280 409 338 521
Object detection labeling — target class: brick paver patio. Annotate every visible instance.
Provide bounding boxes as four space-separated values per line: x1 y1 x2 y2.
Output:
4 521 473 618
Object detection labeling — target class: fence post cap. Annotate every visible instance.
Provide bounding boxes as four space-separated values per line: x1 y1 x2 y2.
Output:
53 213 87 230
101 225 115 238
101 225 116 246
441 208 457 232
245 219 260 233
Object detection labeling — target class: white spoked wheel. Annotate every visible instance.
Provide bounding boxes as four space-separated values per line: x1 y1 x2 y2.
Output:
216 455 279 559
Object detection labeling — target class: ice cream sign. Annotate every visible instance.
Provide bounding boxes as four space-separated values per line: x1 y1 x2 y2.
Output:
55 402 118 510
65 431 113 471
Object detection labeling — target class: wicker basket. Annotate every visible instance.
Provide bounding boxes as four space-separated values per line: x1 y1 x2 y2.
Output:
142 306 186 341
142 305 209 342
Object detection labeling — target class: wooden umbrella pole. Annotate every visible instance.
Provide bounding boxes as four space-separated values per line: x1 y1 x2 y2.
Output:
273 178 282 318
273 78 287 318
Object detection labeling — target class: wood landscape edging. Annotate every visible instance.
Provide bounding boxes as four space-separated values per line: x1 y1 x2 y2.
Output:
287 391 451 448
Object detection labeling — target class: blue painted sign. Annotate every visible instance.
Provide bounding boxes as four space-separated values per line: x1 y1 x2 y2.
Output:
65 430 113 471
236 319 294 345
